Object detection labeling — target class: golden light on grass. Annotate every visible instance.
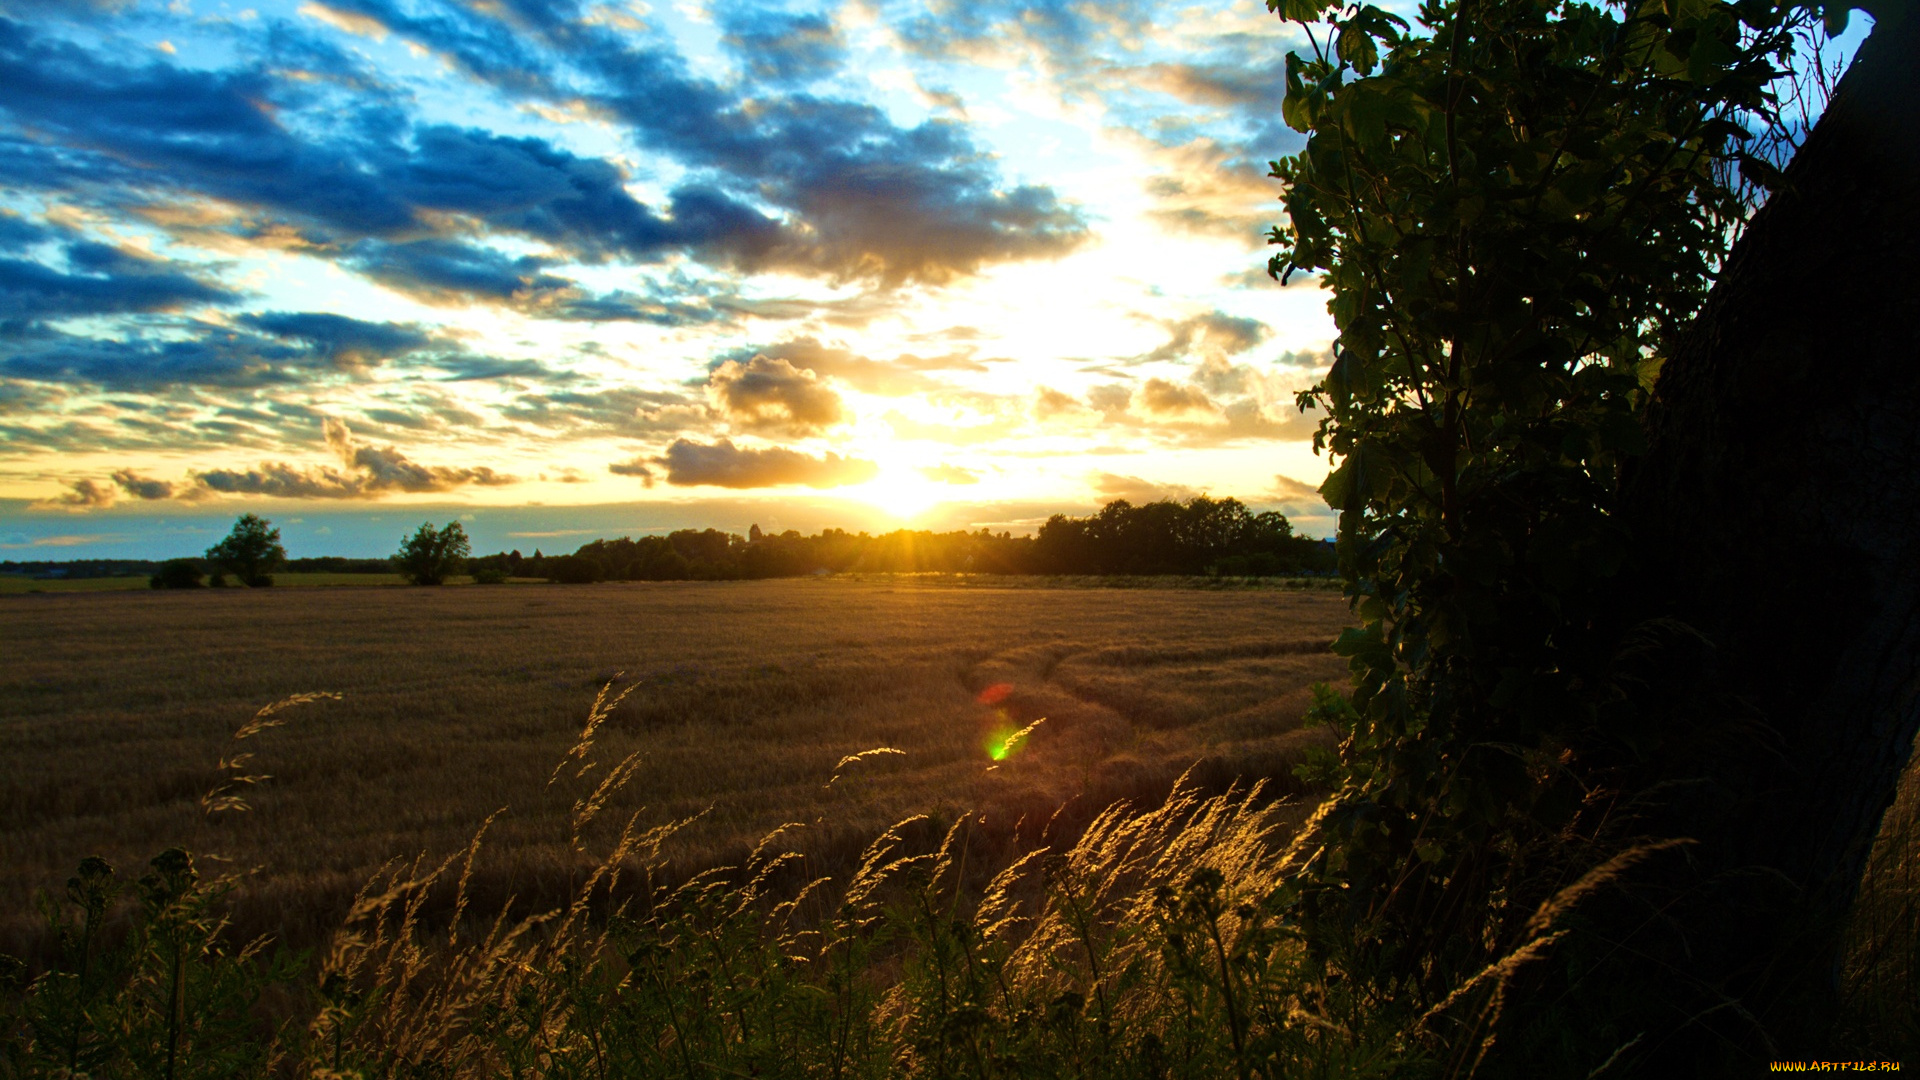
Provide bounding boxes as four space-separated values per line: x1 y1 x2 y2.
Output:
0 578 1358 957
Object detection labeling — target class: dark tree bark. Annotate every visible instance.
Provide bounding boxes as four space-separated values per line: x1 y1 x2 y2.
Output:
1619 2 1920 1049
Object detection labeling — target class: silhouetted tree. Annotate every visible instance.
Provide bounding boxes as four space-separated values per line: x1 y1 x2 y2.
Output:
206 514 285 587
394 521 470 586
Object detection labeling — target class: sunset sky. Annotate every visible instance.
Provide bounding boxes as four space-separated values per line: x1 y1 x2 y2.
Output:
4 0 1386 557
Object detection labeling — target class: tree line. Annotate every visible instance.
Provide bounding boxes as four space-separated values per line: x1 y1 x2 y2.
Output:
479 496 1333 584
120 497 1332 588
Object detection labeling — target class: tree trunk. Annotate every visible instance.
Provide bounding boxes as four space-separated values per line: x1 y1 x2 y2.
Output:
1621 3 1920 1048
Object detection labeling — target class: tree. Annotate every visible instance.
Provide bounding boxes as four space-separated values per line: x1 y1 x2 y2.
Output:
394 521 470 586
1615 6 1920 1048
1267 0 1910 1064
205 514 285 587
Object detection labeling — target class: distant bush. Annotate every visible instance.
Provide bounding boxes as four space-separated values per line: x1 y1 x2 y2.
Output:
148 558 205 589
471 566 509 585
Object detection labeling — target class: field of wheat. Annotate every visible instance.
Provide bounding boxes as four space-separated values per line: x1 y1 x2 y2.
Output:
0 577 1353 959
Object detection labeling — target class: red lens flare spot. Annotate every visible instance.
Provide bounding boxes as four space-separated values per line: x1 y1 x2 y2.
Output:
976 682 1013 706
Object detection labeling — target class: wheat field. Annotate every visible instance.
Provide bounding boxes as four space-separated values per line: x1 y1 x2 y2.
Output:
0 577 1353 957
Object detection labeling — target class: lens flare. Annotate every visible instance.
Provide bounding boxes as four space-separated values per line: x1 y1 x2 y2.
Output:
985 716 1045 762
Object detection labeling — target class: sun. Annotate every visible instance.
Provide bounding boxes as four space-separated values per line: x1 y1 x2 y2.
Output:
845 465 950 522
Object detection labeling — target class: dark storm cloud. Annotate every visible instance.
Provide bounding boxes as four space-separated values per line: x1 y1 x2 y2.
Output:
658 437 877 489
717 9 845 85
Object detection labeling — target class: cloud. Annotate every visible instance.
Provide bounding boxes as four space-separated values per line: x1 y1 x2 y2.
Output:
1142 310 1269 364
607 456 656 486
305 0 1089 284
717 9 844 85
717 337 985 396
707 355 845 434
0 24 789 272
235 311 436 369
1033 386 1086 419
111 468 175 500
921 464 981 485
0 311 461 390
187 418 515 499
657 438 878 489
0 532 123 548
1270 473 1326 504
1090 471 1200 505
1136 378 1216 415
894 0 1159 66
344 239 573 306
500 387 707 437
0 239 238 323
1087 384 1134 416
192 460 367 499
344 238 736 324
29 476 117 510
1 332 307 390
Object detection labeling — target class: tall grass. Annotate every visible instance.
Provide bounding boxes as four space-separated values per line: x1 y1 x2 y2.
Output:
6 693 1917 1075
0 685 1418 1079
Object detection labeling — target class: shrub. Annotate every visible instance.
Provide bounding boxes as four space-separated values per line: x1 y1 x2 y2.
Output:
148 559 205 589
471 566 510 585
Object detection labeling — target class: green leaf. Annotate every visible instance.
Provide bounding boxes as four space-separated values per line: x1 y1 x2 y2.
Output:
1335 23 1380 76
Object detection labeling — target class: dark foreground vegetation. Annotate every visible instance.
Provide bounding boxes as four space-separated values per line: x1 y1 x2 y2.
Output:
6 0 1920 1073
